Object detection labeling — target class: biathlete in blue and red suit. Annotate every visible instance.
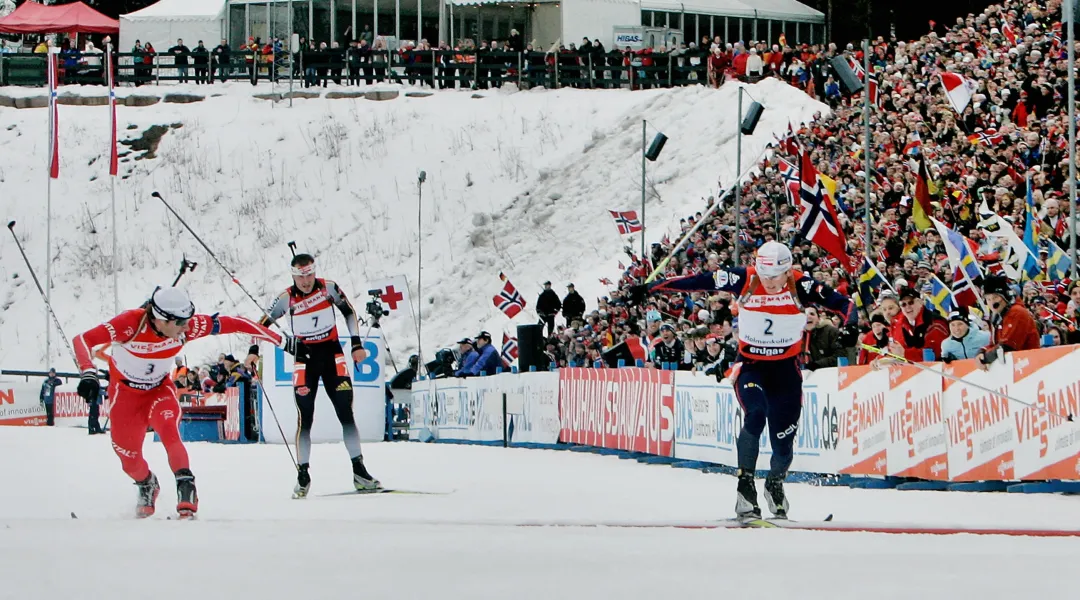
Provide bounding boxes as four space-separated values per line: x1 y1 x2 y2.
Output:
635 241 856 519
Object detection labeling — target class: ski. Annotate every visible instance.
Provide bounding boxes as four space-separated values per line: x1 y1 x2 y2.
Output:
316 488 452 498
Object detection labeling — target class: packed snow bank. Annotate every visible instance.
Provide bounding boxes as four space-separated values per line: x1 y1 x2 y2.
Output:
0 79 823 369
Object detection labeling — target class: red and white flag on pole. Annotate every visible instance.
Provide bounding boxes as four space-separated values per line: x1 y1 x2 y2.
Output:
46 51 59 179
938 72 977 115
608 210 643 235
107 44 118 176
492 272 526 318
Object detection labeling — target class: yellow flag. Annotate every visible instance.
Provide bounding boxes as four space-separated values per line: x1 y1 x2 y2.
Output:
818 174 839 210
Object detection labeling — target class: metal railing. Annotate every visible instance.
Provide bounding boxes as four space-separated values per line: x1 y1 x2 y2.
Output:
0 49 730 90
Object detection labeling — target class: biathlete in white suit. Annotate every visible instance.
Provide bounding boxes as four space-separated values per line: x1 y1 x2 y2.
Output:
637 241 856 519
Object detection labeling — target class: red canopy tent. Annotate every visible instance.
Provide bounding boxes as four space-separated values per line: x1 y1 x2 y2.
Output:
0 1 119 34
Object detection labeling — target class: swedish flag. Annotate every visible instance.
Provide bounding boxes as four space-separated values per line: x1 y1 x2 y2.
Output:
856 257 888 309
925 275 955 318
1046 239 1073 281
1021 177 1041 280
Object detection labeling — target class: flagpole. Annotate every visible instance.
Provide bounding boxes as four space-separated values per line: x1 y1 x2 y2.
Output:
1068 0 1077 279
734 88 744 265
45 50 54 367
641 119 646 262
863 39 872 259
108 43 119 314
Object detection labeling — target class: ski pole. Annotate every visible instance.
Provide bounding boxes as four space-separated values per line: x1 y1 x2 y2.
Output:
250 374 297 469
171 257 198 286
151 191 298 469
860 344 1074 422
151 191 281 329
6 221 78 368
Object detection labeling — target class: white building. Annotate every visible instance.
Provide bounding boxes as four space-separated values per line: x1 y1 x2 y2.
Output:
139 0 822 50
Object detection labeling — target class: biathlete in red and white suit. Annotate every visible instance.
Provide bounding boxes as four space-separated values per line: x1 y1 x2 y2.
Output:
73 287 282 518
641 241 855 519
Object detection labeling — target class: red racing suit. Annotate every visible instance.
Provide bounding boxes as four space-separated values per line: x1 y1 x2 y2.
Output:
73 309 280 482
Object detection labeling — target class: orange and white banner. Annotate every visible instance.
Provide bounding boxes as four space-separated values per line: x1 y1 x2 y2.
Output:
885 364 948 480
941 358 1015 481
1008 347 1080 480
835 366 889 475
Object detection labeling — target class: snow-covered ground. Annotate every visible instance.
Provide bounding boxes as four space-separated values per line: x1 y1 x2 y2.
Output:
2 428 1079 599
0 80 822 370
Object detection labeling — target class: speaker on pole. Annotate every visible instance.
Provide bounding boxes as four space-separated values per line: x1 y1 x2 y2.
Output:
516 323 548 371
740 101 764 135
829 55 864 95
645 132 668 161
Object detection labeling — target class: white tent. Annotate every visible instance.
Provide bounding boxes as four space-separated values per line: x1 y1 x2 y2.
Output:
119 0 226 52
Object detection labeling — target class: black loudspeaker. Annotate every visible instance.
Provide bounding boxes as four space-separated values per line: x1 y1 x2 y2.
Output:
644 132 668 161
829 55 864 95
517 323 548 371
740 101 764 135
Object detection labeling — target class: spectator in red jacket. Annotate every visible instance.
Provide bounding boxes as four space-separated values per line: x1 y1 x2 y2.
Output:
977 275 1040 367
858 313 891 365
888 286 948 362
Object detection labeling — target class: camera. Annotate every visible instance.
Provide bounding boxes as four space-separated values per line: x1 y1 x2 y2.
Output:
366 289 386 321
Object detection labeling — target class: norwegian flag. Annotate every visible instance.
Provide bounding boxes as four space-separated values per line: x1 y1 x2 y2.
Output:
967 129 1003 146
609 210 643 235
867 77 880 106
599 277 614 286
847 55 865 81
778 158 801 207
617 260 625 271
106 44 118 176
877 247 889 263
797 151 854 273
46 51 60 179
1002 21 1018 46
492 272 526 318
501 333 519 365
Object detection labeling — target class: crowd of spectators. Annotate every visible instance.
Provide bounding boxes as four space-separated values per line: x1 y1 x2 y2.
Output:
170 353 251 395
446 0 1076 378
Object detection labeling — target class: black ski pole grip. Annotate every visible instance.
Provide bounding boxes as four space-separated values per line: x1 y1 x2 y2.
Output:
6 220 14 230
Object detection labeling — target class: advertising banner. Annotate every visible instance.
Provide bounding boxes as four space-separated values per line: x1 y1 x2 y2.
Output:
941 358 1016 481
834 365 889 475
560 367 675 456
261 333 386 444
884 364 949 479
672 370 837 473
1008 347 1080 480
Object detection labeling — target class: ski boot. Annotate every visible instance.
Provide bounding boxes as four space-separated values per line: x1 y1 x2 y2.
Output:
734 469 761 520
293 463 311 499
764 473 789 519
352 456 382 492
135 473 160 519
175 469 198 519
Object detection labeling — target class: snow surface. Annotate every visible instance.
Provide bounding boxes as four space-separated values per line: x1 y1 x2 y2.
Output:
0 80 821 370
2 428 1079 599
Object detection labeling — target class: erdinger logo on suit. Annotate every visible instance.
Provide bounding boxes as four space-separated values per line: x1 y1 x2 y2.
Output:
296 386 310 396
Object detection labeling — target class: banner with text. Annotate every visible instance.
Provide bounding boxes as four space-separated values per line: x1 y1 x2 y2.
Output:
559 367 675 457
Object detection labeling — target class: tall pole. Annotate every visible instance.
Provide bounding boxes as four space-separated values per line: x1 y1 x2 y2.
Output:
641 119 646 262
288 0 294 108
108 43 118 314
45 50 53 367
417 171 426 372
734 87 743 265
1069 0 1077 279
863 38 872 257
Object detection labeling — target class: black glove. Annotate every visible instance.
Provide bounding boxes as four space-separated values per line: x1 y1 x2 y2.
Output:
350 336 364 354
979 345 1001 366
77 370 100 402
283 335 299 357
